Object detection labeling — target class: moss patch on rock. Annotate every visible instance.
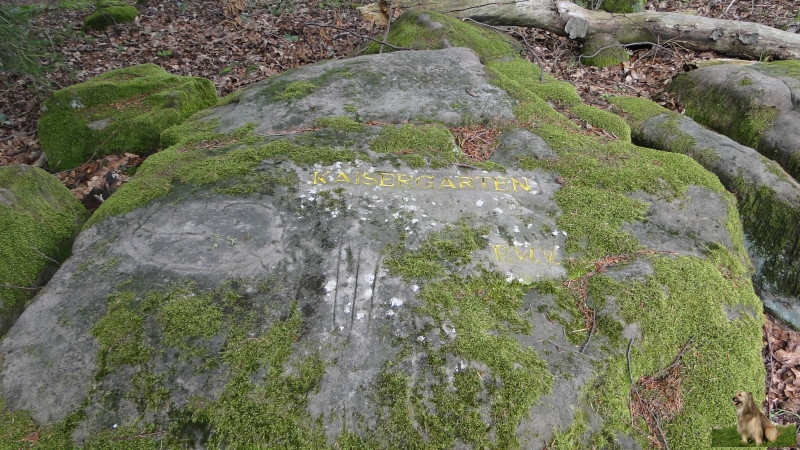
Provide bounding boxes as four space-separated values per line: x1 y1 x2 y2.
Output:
0 165 86 336
38 63 217 171
86 120 361 228
580 34 630 68
667 71 779 150
370 12 765 447
83 0 138 31
378 219 554 448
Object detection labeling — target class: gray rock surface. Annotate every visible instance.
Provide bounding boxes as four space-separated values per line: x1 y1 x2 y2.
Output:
668 62 800 180
618 101 800 329
0 14 772 449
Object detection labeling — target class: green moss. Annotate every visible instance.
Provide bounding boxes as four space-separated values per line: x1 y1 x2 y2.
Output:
666 73 779 150
370 123 458 168
570 103 632 142
376 218 553 448
186 304 327 448
83 3 138 31
488 57 581 107
383 219 490 279
734 181 800 295
607 95 674 128
580 35 629 68
155 289 223 348
590 256 764 448
92 291 152 375
361 11 520 62
610 96 800 296
0 165 86 330
598 0 644 13
38 64 217 171
87 122 358 228
25 281 328 448
548 409 590 448
274 81 316 101
755 59 800 78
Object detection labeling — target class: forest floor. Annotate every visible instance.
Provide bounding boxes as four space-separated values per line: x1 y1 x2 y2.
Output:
2 0 800 444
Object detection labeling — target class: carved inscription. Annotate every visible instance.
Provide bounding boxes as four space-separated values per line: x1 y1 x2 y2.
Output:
492 244 560 265
312 170 534 193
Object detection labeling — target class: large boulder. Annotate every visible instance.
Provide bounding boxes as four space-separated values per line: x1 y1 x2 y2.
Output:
611 96 800 329
0 12 771 449
0 165 86 337
38 63 217 172
668 61 800 181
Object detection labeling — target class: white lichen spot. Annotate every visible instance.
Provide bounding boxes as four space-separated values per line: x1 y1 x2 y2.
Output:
475 199 484 207
325 279 337 296
513 225 520 233
356 312 365 320
390 297 404 307
412 285 419 292
416 335 425 342
493 208 504 214
386 310 396 317
552 230 559 236
505 272 515 282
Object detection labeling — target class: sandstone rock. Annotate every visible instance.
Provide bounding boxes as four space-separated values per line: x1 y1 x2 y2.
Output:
0 165 86 337
0 12 769 449
611 96 800 329
38 63 217 172
668 61 800 181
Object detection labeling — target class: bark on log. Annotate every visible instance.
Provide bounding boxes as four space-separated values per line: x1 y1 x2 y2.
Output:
395 0 800 60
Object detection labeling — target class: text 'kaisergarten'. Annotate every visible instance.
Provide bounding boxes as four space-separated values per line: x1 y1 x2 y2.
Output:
312 170 535 193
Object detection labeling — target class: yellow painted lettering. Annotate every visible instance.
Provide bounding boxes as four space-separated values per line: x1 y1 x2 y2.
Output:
494 177 509 191
439 177 457 189
362 172 377 186
493 244 509 262
397 174 412 187
476 176 491 189
334 171 351 184
379 173 395 187
458 177 474 189
511 177 530 192
416 176 434 188
312 170 331 184
540 247 556 263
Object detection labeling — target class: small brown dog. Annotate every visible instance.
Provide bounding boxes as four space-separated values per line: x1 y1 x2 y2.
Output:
733 391 779 445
